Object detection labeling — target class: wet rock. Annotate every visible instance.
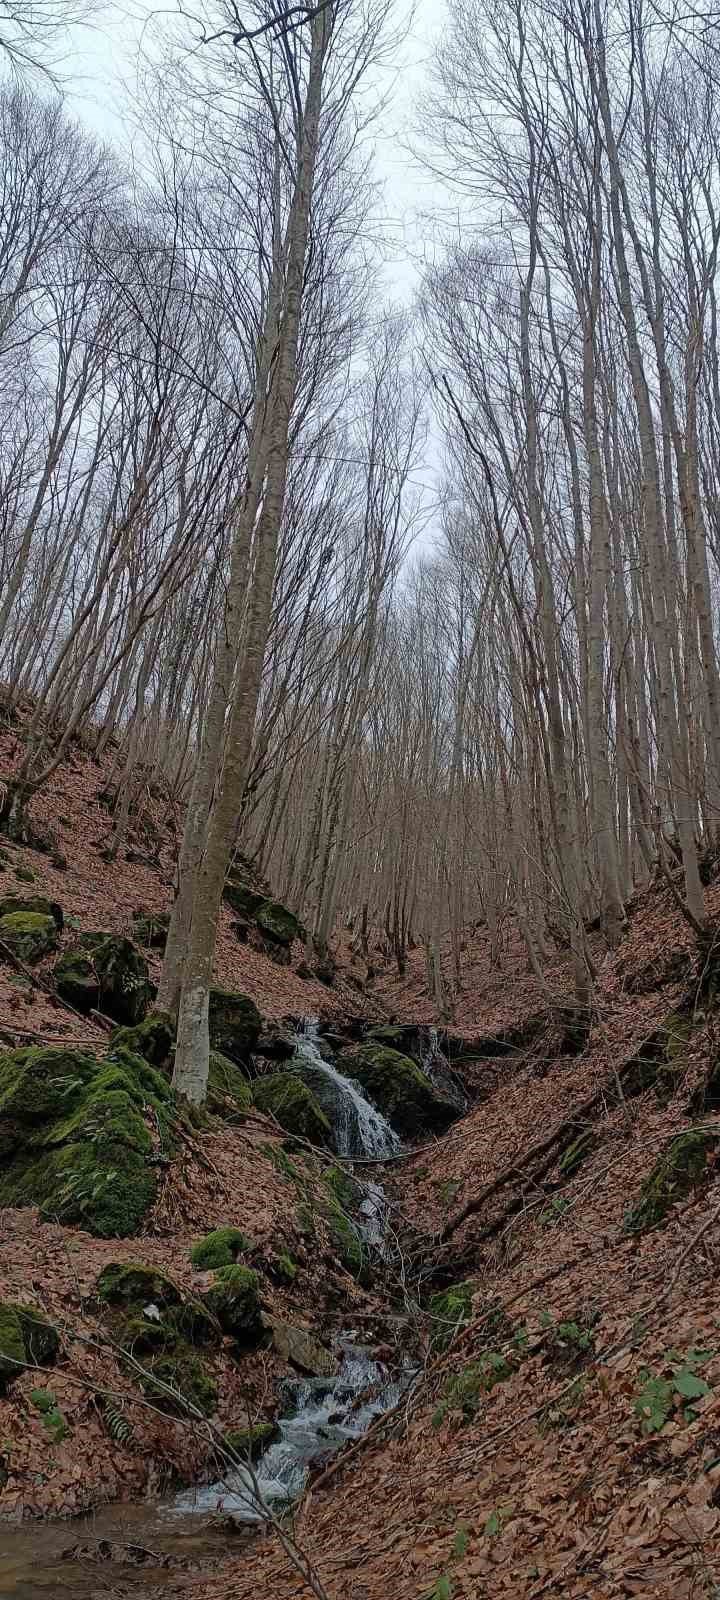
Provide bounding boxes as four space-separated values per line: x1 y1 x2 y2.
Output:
265 1317 337 1376
339 1044 459 1138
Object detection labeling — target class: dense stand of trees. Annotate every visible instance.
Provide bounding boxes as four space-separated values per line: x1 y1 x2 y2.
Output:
4 0 720 1091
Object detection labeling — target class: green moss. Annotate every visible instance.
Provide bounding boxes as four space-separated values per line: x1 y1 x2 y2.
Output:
428 1282 475 1351
625 1130 718 1233
0 1044 173 1237
319 1168 364 1278
207 1051 254 1117
340 1045 458 1137
97 1262 182 1307
432 1354 513 1428
208 990 262 1065
109 1015 175 1070
559 1131 596 1180
54 935 151 1025
0 1304 26 1389
138 1348 218 1417
0 911 58 963
14 866 35 883
190 1227 252 1270
255 900 302 946
275 1252 298 1283
29 1387 56 1414
203 1265 263 1342
253 1073 330 1146
224 1422 278 1461
117 1315 169 1355
0 1303 59 1391
0 893 62 925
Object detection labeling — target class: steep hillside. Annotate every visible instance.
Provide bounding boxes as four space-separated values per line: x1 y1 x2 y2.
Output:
1 730 720 1597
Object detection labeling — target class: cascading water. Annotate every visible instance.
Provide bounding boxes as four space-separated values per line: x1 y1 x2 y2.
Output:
172 1021 406 1526
173 1345 406 1524
291 1019 400 1161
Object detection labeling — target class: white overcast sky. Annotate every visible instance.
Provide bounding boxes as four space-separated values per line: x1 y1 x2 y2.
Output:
62 0 447 305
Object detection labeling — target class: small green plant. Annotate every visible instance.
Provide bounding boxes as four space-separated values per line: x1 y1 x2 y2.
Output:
431 1351 513 1428
484 1505 511 1537
633 1348 714 1434
539 1194 571 1227
434 1178 462 1209
538 1377 588 1434
540 1310 596 1363
100 1399 134 1445
29 1388 56 1415
424 1524 470 1599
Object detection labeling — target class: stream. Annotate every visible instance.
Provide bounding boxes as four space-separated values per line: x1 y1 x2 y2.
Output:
0 1020 421 1593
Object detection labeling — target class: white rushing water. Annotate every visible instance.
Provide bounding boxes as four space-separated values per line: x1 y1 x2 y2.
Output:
293 1020 400 1160
173 1345 404 1524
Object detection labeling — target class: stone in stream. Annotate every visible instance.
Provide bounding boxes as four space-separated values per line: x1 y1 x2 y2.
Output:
339 1044 459 1138
264 1316 338 1377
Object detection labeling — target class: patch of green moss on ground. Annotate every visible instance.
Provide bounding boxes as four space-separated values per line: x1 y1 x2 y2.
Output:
559 1130 596 1180
625 1129 718 1232
428 1282 475 1351
190 1227 251 1270
138 1348 218 1417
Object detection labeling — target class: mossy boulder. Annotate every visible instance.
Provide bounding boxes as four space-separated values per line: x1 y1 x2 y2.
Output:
207 1051 254 1117
203 1265 263 1343
0 895 63 930
222 882 266 919
253 1072 330 1145
55 934 151 1025
625 1130 718 1232
139 1348 218 1417
110 1014 175 1071
208 989 262 1065
0 1046 167 1236
0 1302 60 1391
0 910 58 963
132 913 170 949
255 900 302 947
428 1281 475 1351
340 1045 459 1137
224 1421 278 1461
97 1262 183 1308
190 1227 252 1271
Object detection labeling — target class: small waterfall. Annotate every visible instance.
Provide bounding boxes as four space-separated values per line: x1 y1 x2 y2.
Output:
173 1345 407 1524
292 1020 400 1161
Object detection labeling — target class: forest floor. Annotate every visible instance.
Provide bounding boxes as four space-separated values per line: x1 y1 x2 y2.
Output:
1 722 720 1596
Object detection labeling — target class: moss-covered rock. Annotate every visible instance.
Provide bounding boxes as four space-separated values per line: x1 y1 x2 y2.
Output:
0 1303 59 1391
222 882 265 920
0 1044 169 1236
109 1014 175 1071
97 1262 183 1308
255 900 302 947
132 913 170 949
208 989 262 1065
0 910 58 963
54 934 151 1025
625 1130 718 1233
138 1348 218 1417
203 1265 263 1342
253 1073 330 1146
190 1227 252 1271
427 1281 475 1351
224 1422 278 1461
0 895 63 929
207 1051 253 1117
340 1045 458 1138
